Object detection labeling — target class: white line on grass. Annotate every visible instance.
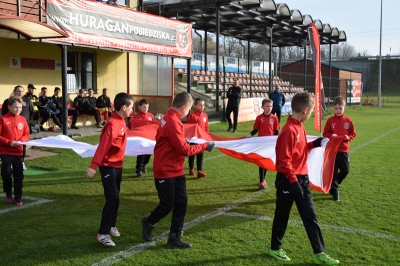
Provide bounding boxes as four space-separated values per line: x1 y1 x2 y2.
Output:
92 189 270 266
223 212 400 242
0 194 54 215
350 125 400 153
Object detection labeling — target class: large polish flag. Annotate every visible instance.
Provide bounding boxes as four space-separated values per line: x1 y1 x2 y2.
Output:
21 122 342 194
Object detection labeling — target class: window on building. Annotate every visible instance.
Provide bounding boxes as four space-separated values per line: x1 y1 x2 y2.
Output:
67 48 97 93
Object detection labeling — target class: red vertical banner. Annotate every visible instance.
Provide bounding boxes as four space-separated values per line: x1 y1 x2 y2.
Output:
308 23 325 133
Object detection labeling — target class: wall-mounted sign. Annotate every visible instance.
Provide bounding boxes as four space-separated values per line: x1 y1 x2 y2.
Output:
46 0 192 58
9 57 61 71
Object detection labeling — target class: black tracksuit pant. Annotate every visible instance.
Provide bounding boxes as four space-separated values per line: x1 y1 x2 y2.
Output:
147 175 187 234
1 155 24 201
329 152 350 196
226 107 239 129
271 109 282 122
259 167 267 183
98 166 122 235
188 144 203 171
271 173 326 254
136 155 151 173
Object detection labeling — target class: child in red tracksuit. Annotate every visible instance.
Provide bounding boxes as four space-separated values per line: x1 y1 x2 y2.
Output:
86 93 134 247
132 99 155 178
141 92 214 249
0 96 30 206
246 99 280 190
187 98 209 178
269 92 339 265
323 96 356 202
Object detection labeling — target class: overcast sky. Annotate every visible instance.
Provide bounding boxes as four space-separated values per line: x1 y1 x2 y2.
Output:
283 0 400 56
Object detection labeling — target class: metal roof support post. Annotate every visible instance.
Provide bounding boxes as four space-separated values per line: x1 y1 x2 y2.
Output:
378 0 382 107
187 58 191 94
216 3 220 112
303 46 307 91
329 44 332 102
278 46 282 77
60 44 68 135
268 33 273 93
204 30 208 71
247 40 251 74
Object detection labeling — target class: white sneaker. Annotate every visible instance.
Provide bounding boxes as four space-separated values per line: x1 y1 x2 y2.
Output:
96 234 115 247
110 227 121 237
22 162 26 171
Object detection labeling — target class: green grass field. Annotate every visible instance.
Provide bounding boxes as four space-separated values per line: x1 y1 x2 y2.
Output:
1 94 400 266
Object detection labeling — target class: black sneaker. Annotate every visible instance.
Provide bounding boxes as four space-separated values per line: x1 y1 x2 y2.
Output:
141 216 154 242
167 232 192 249
71 125 79 130
332 191 340 202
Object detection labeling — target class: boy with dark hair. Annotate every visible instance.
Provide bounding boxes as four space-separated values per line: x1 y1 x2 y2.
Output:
52 87 79 130
187 98 209 178
37 87 63 131
246 99 280 189
323 96 356 202
86 93 134 247
269 92 339 265
96 88 113 125
132 99 155 178
78 88 103 128
141 92 214 248
0 96 30 206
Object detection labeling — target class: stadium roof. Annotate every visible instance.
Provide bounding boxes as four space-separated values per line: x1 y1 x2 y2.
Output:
142 0 347 47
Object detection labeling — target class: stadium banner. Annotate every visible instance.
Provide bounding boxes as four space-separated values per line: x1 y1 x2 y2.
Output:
308 23 326 133
45 0 192 57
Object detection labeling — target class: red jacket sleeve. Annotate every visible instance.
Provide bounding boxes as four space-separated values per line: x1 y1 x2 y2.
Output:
323 118 332 138
168 119 207 156
186 113 195 124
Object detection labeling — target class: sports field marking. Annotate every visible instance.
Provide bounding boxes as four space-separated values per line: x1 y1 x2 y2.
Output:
350 125 400 153
203 153 226 161
92 189 270 266
223 212 400 242
0 194 54 215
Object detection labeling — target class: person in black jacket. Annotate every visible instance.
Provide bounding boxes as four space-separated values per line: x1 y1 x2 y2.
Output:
79 88 103 128
52 87 79 129
96 88 113 125
225 79 243 133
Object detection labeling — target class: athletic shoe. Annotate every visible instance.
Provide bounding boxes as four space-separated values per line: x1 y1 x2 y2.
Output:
96 234 115 247
48 126 56 131
227 126 232 132
141 216 154 242
233 129 237 133
136 171 143 178
101 121 106 126
313 252 340 265
167 232 192 249
332 191 340 202
96 123 104 129
71 125 79 130
110 227 120 237
189 169 195 176
15 201 23 207
258 180 267 190
197 171 206 178
269 249 291 262
6 193 13 204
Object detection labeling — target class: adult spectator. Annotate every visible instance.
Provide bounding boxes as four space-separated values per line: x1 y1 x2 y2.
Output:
52 87 79 129
37 87 63 131
24 84 40 121
2 85 33 123
225 79 243 133
74 88 103 128
106 0 118 5
269 85 286 122
96 88 113 125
